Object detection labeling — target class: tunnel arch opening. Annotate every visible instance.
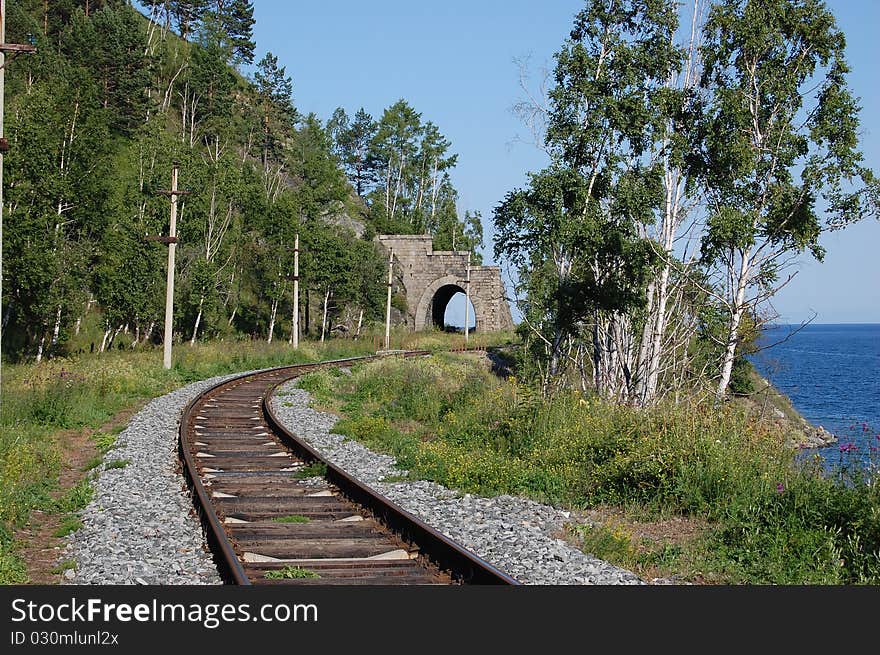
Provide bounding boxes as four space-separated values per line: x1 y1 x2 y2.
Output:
431 284 477 332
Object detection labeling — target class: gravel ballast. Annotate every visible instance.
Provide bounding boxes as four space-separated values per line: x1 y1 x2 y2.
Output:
59 374 250 585
270 381 645 585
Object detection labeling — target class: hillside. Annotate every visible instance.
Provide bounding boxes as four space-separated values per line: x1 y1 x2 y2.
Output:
1 0 480 363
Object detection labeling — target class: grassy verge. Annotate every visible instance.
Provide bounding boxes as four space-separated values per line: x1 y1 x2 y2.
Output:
299 353 880 584
0 330 514 584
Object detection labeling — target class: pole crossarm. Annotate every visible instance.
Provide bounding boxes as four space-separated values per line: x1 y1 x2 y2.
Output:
0 43 36 54
0 42 36 70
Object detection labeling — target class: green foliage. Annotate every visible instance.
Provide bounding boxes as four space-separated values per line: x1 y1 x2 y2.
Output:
293 462 328 479
729 358 756 396
328 99 479 262
1 3 430 363
92 431 120 455
0 545 28 585
390 293 408 314
51 559 77 575
297 371 336 397
264 566 320 580
576 523 637 566
494 0 684 398
82 456 104 472
52 477 95 514
327 107 378 196
695 0 878 399
272 515 310 523
53 516 84 539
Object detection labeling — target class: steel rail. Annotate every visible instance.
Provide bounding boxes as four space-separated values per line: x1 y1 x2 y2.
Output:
178 350 520 585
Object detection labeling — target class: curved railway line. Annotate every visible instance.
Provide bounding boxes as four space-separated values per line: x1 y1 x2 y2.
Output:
178 351 520 586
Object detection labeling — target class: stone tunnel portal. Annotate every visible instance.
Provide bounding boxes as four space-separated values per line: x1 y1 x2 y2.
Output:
375 235 514 333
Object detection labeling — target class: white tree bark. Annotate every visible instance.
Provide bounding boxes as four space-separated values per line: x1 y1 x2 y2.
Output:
715 249 751 403
99 327 111 353
190 296 204 346
50 305 62 348
355 309 363 340
267 297 278 343
320 288 331 342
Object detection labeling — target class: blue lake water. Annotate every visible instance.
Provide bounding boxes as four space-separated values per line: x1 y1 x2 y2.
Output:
751 324 880 470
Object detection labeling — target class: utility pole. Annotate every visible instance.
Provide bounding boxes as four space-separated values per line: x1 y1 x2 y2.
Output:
464 252 471 344
148 163 189 369
0 0 36 378
290 233 299 349
161 164 179 369
384 248 393 351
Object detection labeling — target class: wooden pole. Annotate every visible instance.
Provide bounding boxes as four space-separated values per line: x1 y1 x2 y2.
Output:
1 0 6 376
162 163 180 369
464 251 471 344
0 6 36 374
384 248 393 350
291 233 299 349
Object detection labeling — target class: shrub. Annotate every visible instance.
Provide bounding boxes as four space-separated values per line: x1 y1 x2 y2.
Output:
729 357 756 396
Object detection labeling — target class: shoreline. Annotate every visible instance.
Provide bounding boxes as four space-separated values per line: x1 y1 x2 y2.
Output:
744 372 838 450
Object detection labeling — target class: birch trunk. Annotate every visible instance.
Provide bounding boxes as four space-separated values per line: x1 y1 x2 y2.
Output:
320 289 331 342
50 306 62 347
716 250 751 403
643 263 672 402
190 296 204 346
354 309 363 340
107 325 122 351
100 328 111 353
267 297 278 343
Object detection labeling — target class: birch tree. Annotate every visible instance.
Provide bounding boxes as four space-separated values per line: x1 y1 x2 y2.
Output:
632 0 706 405
696 0 879 402
496 0 683 401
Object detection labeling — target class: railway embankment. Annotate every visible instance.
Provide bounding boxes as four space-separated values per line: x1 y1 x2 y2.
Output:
56 355 641 585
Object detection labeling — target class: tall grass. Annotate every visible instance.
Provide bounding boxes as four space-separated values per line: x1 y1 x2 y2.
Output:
305 354 880 584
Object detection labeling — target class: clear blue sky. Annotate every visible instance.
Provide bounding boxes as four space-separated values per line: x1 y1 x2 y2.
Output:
246 0 879 324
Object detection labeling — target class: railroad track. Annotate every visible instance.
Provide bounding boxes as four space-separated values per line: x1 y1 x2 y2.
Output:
178 351 520 586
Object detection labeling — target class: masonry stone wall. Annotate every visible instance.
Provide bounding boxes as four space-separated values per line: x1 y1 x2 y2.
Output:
376 235 514 332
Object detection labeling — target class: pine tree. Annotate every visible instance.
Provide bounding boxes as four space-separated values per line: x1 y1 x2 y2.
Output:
254 52 295 171
205 0 255 66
